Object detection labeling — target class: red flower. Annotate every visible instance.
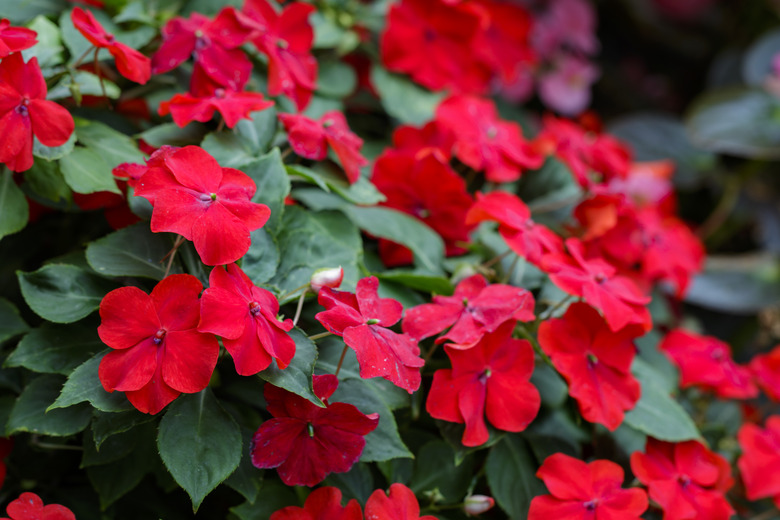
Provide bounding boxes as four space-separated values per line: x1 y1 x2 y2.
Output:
315 276 424 393
0 492 75 520
270 486 362 520
159 66 273 128
435 95 543 183
659 329 757 399
738 416 780 507
152 8 253 90
465 190 563 265
364 483 437 520
70 7 151 84
541 238 652 332
97 274 220 414
279 111 368 184
403 273 534 347
426 321 540 446
529 453 648 520
538 302 642 431
0 53 74 172
631 438 734 520
251 375 379 487
198 263 295 375
372 151 474 266
380 0 490 93
134 145 271 266
750 344 780 401
391 120 454 161
243 0 317 111
0 19 37 58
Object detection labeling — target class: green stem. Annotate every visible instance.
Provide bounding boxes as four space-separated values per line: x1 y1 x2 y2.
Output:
292 289 308 327
515 325 553 367
334 344 349 377
308 331 332 341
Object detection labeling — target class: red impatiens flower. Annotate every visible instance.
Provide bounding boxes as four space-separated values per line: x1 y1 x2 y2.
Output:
541 238 652 332
372 151 474 266
426 321 540 446
152 7 253 90
243 0 318 111
465 190 563 265
435 95 543 183
0 53 74 172
98 274 220 414
0 19 37 58
403 273 534 348
364 483 437 520
0 492 75 520
279 111 368 184
750 344 780 401
270 486 362 520
70 7 151 84
198 263 295 376
251 375 379 487
738 416 780 507
159 66 273 128
659 329 757 400
380 0 490 94
391 120 454 161
315 276 424 393
133 145 271 266
631 438 734 520
538 302 642 431
529 453 648 520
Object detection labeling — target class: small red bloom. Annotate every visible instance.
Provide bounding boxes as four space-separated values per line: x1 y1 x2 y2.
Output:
279 111 368 184
538 302 642 431
436 95 543 183
251 375 379 487
631 438 734 520
0 492 75 520
465 190 563 265
365 483 437 520
0 53 74 172
750 344 780 401
403 273 534 347
391 120 454 161
243 0 317 110
270 486 362 520
426 321 540 446
660 329 757 399
541 238 652 332
198 263 295 375
738 416 780 507
0 19 37 58
134 145 271 265
472 0 535 88
529 453 648 520
310 267 344 293
315 276 424 393
98 274 220 414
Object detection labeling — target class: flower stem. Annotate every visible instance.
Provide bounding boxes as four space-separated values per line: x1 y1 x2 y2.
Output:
334 344 349 377
515 324 553 367
307 331 332 341
162 235 186 278
72 45 95 69
292 289 308 327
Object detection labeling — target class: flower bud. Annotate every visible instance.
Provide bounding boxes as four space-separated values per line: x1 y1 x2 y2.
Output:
464 495 495 516
310 266 344 293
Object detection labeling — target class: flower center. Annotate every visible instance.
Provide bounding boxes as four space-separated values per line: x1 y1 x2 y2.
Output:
214 88 226 98
485 126 498 139
583 499 598 511
678 474 691 488
587 353 599 368
594 273 607 283
423 28 436 42
153 329 167 345
15 98 29 116
105 34 115 43
322 119 334 128
366 318 380 325
478 367 492 384
276 38 288 49
249 301 261 316
307 423 315 437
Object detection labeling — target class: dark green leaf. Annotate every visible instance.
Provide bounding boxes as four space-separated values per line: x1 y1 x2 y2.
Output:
17 264 116 323
6 321 101 374
230 480 297 520
92 409 155 449
60 147 120 195
158 389 242 511
0 298 28 344
685 254 780 313
318 60 357 98
224 428 264 504
245 149 291 234
202 108 277 168
323 463 374 503
529 362 568 408
0 169 29 241
486 434 545 520
522 409 587 461
138 122 209 148
32 132 77 162
743 29 780 85
25 160 71 204
288 165 386 205
49 352 132 412
258 328 322 406
409 441 474 504
371 65 444 126
75 119 144 169
86 224 176 280
3 0 65 24
241 228 279 285
7 374 92 436
375 270 453 295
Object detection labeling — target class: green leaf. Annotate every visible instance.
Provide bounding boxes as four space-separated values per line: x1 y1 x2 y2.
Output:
138 122 209 148
318 60 357 98
7 374 92 436
4 0 65 24
6 321 101 375
230 481 297 520
0 169 29 241
48 71 121 100
245 149 291 234
49 352 132 413
224 427 264 504
17 264 116 323
522 409 587 461
686 88 780 158
371 65 444 126
158 389 242 511
86 223 176 280
24 15 63 68
288 165 386 205
33 132 77 162
685 254 780 313
60 147 121 195
623 358 700 442
0 298 28 344
743 29 780 86
92 409 155 449
269 206 363 293
323 462 374 503
486 434 545 520
258 328 322 406
241 228 279 284
409 441 474 504
24 160 71 204
529 362 568 408
201 108 277 168
75 119 145 169
375 270 453 294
